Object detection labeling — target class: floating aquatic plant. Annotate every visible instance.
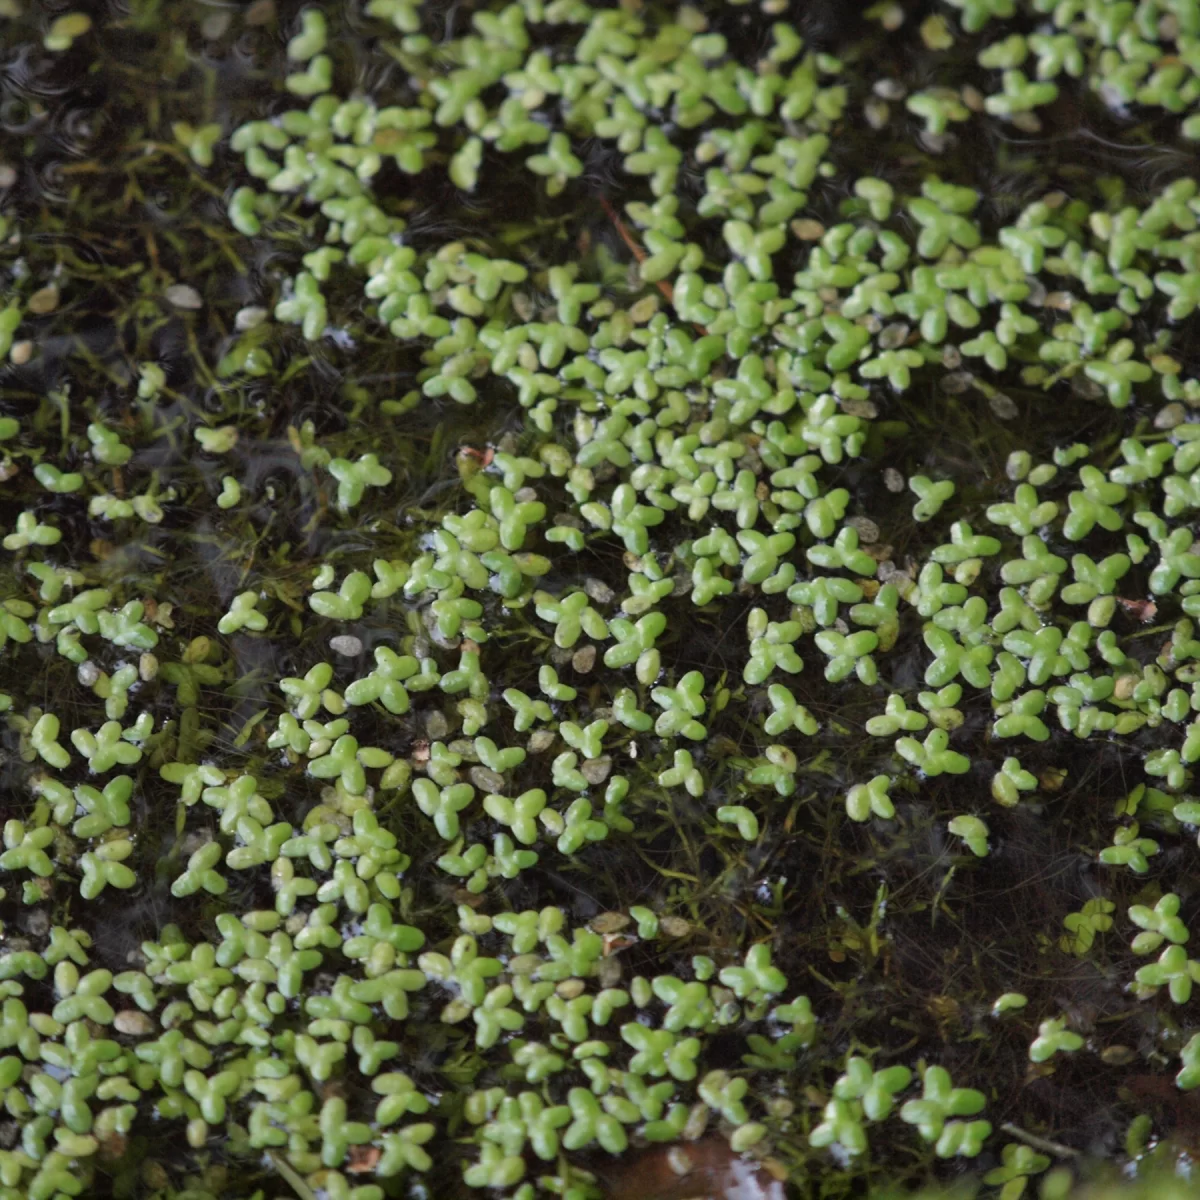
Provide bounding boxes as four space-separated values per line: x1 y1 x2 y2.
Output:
6 0 1200 1196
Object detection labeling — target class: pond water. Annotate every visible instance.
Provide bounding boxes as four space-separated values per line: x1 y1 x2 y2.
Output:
4 1 1200 1197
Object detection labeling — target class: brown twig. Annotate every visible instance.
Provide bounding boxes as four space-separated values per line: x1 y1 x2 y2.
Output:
999 1122 1080 1159
600 196 710 335
600 195 676 307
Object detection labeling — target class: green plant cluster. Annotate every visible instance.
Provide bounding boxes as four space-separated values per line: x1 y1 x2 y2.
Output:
888 0 1200 141
6 0 1200 1197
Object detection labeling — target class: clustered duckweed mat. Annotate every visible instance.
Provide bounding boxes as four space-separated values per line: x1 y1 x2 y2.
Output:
7 0 1200 1197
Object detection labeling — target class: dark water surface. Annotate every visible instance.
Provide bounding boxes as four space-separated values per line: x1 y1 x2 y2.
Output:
4 0 1200 1197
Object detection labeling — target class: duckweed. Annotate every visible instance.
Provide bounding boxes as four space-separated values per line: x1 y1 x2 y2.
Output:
6 0 1200 1197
